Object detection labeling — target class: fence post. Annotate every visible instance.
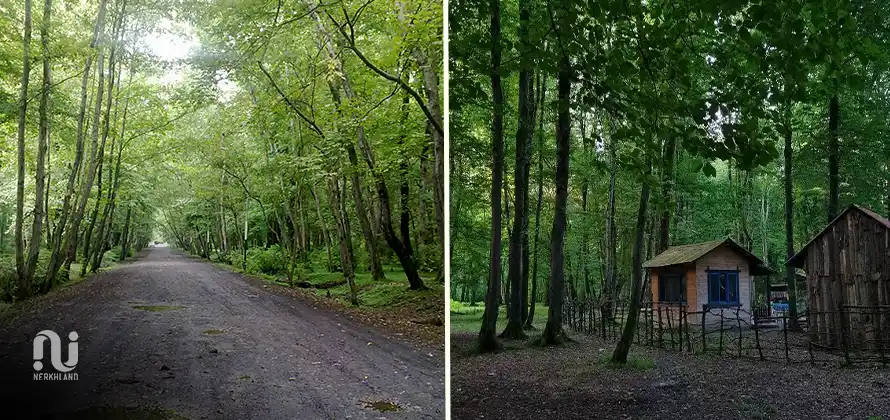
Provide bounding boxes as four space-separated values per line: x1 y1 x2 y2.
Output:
783 313 790 363
879 307 887 367
736 307 742 358
657 305 664 348
701 310 707 353
667 306 676 350
754 320 764 361
679 306 685 352
719 311 725 355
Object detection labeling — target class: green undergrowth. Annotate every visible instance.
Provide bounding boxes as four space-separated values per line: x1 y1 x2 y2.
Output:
210 254 442 312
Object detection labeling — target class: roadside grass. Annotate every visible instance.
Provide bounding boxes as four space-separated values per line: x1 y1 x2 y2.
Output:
212 259 443 312
0 256 123 320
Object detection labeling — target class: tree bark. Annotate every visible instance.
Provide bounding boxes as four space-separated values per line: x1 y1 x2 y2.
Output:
612 169 651 364
45 54 94 290
783 112 800 330
502 0 535 338
658 136 675 253
603 123 618 321
328 176 358 305
120 205 131 260
63 0 110 279
24 0 51 291
525 72 546 330
14 0 34 300
312 12 386 282
828 93 839 221
478 0 505 353
538 54 571 346
311 183 334 271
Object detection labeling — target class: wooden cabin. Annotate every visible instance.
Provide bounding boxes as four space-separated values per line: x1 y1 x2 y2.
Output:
643 238 773 328
787 204 890 350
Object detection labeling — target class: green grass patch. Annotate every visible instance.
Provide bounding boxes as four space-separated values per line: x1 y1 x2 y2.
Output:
361 400 402 412
132 305 185 312
450 303 548 333
202 329 224 335
238 374 250 381
311 268 442 309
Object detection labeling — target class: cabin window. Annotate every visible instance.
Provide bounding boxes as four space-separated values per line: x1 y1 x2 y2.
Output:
708 270 740 306
658 273 685 303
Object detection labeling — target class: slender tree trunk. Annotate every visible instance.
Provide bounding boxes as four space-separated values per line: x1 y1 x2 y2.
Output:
120 205 130 260
603 126 618 321
783 114 800 330
828 94 839 221
395 0 445 283
328 176 358 305
24 0 52 291
538 54 571 346
312 183 334 271
612 169 651 364
524 73 546 330
658 136 675 253
502 0 535 338
312 13 385 281
14 0 34 300
478 0 504 353
399 95 414 255
46 54 93 290
63 0 110 278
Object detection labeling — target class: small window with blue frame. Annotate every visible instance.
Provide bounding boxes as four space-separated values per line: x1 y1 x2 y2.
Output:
707 270 740 306
658 273 685 303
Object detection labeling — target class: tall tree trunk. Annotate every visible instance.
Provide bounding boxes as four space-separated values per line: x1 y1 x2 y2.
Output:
478 0 505 353
783 114 800 330
24 0 51 291
120 205 131 260
827 93 839 221
399 95 414 255
312 183 334 271
502 0 535 338
603 124 618 321
658 136 675 253
312 13 385 282
63 0 110 279
14 0 34 300
538 54 571 346
328 176 358 305
395 0 445 283
612 169 651 364
46 56 93 290
525 73 546 330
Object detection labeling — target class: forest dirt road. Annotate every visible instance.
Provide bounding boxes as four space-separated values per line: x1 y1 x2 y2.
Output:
0 247 444 419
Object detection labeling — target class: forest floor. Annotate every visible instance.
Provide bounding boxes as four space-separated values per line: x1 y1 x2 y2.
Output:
0 247 444 419
451 321 890 419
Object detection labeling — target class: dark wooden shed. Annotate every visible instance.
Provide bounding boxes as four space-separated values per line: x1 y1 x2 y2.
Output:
787 204 890 350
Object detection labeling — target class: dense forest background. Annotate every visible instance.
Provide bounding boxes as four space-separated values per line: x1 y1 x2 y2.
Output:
0 0 444 308
450 0 890 354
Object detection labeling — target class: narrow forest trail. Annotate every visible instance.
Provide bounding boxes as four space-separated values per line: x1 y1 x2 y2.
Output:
0 247 444 419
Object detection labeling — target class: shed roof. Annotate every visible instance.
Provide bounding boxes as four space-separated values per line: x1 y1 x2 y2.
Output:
642 238 773 275
787 204 890 268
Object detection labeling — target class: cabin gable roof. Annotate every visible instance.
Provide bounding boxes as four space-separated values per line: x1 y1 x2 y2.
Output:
643 238 773 275
786 204 890 268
